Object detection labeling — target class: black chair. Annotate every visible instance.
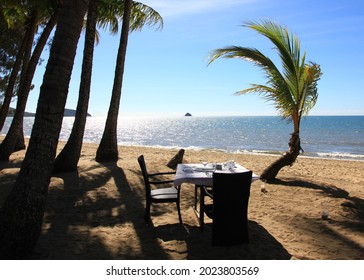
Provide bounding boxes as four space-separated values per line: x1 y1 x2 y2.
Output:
200 171 253 246
137 155 182 224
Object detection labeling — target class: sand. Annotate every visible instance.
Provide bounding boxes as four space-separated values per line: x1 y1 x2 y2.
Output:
0 139 363 259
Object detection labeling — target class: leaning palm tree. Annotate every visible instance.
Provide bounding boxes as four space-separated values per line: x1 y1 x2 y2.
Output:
0 0 89 259
52 0 98 173
95 0 132 162
0 0 61 161
0 1 36 132
0 3 26 131
96 0 163 162
208 19 322 180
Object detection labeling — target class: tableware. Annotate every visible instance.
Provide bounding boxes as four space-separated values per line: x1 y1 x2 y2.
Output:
182 167 194 173
228 160 235 170
194 167 215 172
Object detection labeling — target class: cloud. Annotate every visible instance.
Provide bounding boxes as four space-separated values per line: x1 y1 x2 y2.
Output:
141 0 262 18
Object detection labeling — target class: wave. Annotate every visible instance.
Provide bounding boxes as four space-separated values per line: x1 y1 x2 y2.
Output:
117 142 364 162
315 152 364 161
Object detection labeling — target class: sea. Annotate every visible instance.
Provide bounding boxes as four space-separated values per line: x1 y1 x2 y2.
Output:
2 115 364 161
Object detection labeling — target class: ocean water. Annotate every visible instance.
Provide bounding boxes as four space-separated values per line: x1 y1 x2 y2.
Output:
2 115 364 161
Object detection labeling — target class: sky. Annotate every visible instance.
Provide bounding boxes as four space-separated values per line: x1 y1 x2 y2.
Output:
26 0 364 117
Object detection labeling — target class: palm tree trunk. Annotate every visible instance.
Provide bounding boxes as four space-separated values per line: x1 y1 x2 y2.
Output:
260 132 302 181
0 30 27 131
18 12 38 97
95 0 132 162
0 8 60 161
53 0 98 173
0 0 89 259
0 13 37 160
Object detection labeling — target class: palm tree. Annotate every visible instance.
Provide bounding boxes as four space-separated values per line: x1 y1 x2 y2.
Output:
0 0 89 259
52 0 98 173
95 0 163 162
0 4 26 131
208 19 322 180
95 0 132 162
54 0 163 171
0 1 35 131
0 0 61 160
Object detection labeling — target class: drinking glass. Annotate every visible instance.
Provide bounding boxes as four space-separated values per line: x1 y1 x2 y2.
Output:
260 179 267 193
321 202 329 219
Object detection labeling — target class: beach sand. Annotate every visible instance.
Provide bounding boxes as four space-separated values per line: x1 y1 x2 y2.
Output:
0 139 363 259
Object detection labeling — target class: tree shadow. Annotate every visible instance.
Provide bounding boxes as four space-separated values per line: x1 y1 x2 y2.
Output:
31 159 173 259
99 161 173 259
305 215 364 259
0 156 26 205
271 178 364 222
33 165 120 259
36 159 186 259
0 157 23 171
269 178 364 258
271 178 350 199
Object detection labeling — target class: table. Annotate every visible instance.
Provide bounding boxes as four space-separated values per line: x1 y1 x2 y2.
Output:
174 163 260 222
174 163 259 187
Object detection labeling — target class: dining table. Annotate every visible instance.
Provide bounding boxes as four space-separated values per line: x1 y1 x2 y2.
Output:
173 162 260 221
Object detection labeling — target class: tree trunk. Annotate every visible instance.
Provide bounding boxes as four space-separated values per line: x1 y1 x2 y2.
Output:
53 0 98 173
0 30 27 131
0 9 60 161
0 13 37 159
0 0 89 259
17 12 38 100
260 132 302 181
95 0 132 162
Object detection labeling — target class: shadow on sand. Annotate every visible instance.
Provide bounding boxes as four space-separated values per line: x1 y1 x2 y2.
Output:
151 221 291 260
31 161 291 259
271 178 364 227
0 158 289 259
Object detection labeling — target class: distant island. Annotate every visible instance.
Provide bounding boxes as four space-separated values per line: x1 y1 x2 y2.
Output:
185 112 192 117
64 108 91 117
7 107 91 117
6 108 35 117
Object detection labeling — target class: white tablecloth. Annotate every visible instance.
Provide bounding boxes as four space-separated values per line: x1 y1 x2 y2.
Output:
174 163 259 187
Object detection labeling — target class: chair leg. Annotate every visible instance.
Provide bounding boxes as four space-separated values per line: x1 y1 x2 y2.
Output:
176 186 182 224
144 201 151 224
176 202 183 224
200 188 205 231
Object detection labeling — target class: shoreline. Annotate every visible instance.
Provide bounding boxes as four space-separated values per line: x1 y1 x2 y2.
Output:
76 140 364 163
121 144 364 163
1 138 364 259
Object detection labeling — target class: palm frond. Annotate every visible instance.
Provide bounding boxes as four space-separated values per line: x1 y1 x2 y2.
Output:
208 19 322 123
130 2 163 32
208 46 279 76
96 0 163 34
208 45 296 118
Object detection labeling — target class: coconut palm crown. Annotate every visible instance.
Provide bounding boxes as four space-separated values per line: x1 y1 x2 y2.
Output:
208 19 322 180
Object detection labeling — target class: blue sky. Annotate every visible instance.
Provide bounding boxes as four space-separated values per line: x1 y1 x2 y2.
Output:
27 0 364 117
